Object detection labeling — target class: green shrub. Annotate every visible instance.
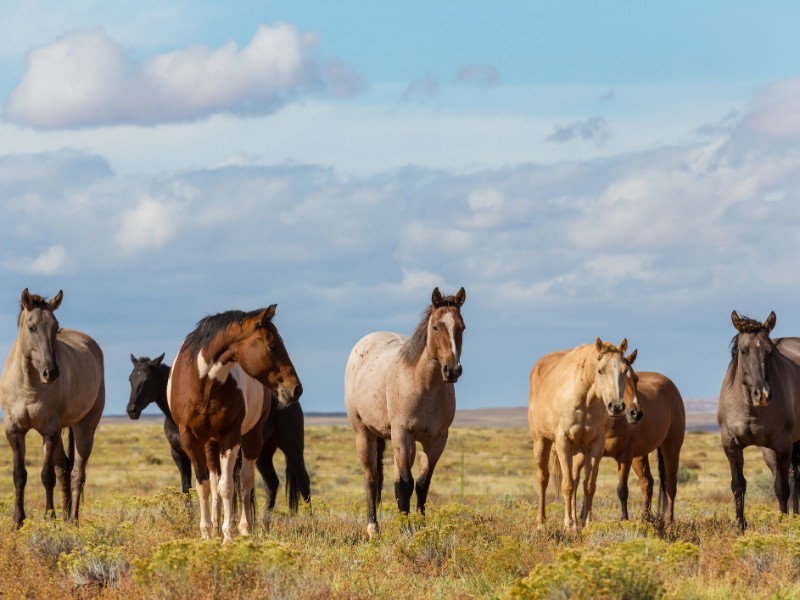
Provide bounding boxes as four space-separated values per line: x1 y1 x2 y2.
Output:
58 543 128 588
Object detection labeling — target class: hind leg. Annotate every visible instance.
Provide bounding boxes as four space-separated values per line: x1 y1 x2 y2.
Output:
616 459 633 521
632 455 653 517
181 428 212 538
533 437 552 526
69 411 102 522
762 446 791 514
355 428 380 537
416 433 448 515
256 440 280 511
205 441 222 535
792 441 800 514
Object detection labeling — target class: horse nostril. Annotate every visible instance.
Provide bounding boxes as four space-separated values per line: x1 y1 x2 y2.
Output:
293 384 303 400
455 363 462 377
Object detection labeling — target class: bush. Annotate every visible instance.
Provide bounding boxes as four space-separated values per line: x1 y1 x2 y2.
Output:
59 543 128 588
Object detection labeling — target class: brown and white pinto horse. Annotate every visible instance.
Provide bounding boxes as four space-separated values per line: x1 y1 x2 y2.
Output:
345 287 466 538
0 289 105 526
168 305 302 541
529 338 634 529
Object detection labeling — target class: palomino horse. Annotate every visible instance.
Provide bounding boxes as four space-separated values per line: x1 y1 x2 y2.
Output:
345 287 466 537
0 289 105 526
529 338 633 529
129 354 310 510
168 305 302 541
718 311 800 531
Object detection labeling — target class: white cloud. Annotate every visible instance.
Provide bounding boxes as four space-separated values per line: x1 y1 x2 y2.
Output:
3 245 69 275
116 198 178 253
742 77 800 140
3 24 361 129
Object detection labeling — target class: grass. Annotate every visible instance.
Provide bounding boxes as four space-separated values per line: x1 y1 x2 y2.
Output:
0 422 799 598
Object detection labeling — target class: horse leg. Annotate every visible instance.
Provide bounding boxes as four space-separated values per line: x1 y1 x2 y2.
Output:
533 437 552 527
68 414 101 523
792 441 800 514
616 459 633 521
4 422 28 527
216 438 240 542
632 455 653 517
165 419 192 493
181 428 212 538
355 429 380 538
256 440 279 511
391 428 416 517
581 436 606 526
237 454 257 536
52 433 72 518
722 436 747 531
205 441 222 536
659 446 680 521
554 434 576 529
40 429 60 519
762 446 791 514
573 451 586 523
415 433 448 515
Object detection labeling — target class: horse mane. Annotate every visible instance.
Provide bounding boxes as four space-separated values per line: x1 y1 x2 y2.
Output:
17 293 52 325
399 294 461 365
182 309 264 359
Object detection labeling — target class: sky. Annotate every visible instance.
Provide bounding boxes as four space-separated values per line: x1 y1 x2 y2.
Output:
2 1 800 415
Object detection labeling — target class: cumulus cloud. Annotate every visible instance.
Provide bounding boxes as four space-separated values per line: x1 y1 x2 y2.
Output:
3 245 69 275
454 64 500 87
3 24 362 129
741 77 800 140
547 116 610 144
116 198 179 253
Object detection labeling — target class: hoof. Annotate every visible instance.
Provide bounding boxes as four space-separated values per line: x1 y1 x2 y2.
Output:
200 526 213 540
367 522 379 539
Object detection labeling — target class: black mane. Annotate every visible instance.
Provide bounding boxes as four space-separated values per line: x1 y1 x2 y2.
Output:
182 309 264 359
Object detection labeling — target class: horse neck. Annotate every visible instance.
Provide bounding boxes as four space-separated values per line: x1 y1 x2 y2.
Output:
7 335 38 390
154 364 173 417
575 346 603 406
410 344 448 392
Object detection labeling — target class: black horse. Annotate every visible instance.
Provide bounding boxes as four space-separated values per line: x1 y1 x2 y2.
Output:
127 354 311 510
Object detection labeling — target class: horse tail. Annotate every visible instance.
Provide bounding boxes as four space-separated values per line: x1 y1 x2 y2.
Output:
656 447 667 517
63 427 76 515
376 437 386 505
286 461 301 513
791 440 800 514
550 446 562 498
67 427 76 473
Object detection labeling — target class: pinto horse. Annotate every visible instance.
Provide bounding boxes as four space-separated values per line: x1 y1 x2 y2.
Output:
128 354 310 510
345 287 466 538
168 305 302 541
718 311 800 531
0 289 105 526
529 338 633 529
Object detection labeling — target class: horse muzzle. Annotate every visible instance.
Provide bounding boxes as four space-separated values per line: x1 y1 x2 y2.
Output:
626 407 644 424
751 387 771 407
40 364 59 384
442 363 462 383
606 400 625 417
277 382 303 405
127 406 142 420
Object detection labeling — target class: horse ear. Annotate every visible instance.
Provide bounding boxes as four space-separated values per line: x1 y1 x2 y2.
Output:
619 338 628 354
595 337 603 352
151 353 165 366
432 287 442 307
731 310 743 331
455 287 466 307
21 288 32 309
765 311 777 333
50 290 63 310
626 349 638 365
260 304 277 326
130 353 137 365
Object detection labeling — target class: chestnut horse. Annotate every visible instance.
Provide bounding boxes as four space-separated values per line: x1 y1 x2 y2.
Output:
129 353 310 510
345 287 466 538
529 338 633 529
168 305 302 541
0 289 105 526
718 311 800 531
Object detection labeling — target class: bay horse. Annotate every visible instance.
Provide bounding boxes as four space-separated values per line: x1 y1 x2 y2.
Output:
128 354 310 509
529 338 633 529
718 311 800 531
0 289 105 526
345 287 466 538
168 305 302 541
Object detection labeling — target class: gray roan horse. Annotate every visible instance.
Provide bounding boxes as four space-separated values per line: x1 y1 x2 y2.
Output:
0 289 105 526
718 311 800 531
345 287 466 538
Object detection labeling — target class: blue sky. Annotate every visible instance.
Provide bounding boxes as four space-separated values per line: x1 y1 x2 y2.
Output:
2 1 800 415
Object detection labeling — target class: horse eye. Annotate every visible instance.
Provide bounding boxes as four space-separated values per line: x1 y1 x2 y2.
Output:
27 325 35 332
268 343 277 351
598 368 604 375
433 325 439 331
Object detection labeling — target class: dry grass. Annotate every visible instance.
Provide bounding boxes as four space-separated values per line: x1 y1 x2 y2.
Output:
0 421 798 598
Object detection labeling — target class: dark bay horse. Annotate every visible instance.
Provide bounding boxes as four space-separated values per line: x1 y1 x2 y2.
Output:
718 311 800 531
0 289 105 526
168 305 302 541
128 354 310 509
345 287 466 538
529 339 634 529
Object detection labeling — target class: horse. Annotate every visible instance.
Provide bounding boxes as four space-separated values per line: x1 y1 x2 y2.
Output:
0 289 105 527
529 338 634 529
127 353 192 493
554 363 686 522
168 305 302 541
128 354 310 510
718 311 800 531
345 287 466 538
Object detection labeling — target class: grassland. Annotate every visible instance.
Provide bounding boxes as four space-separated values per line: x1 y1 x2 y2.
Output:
1 419 799 599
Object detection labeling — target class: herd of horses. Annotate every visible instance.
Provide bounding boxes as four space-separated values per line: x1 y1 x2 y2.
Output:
1 287 799 542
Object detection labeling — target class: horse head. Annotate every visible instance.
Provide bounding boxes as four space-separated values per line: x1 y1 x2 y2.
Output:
18 288 63 384
622 349 643 424
593 337 634 417
233 305 303 405
127 353 165 419
731 310 776 407
428 287 467 383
